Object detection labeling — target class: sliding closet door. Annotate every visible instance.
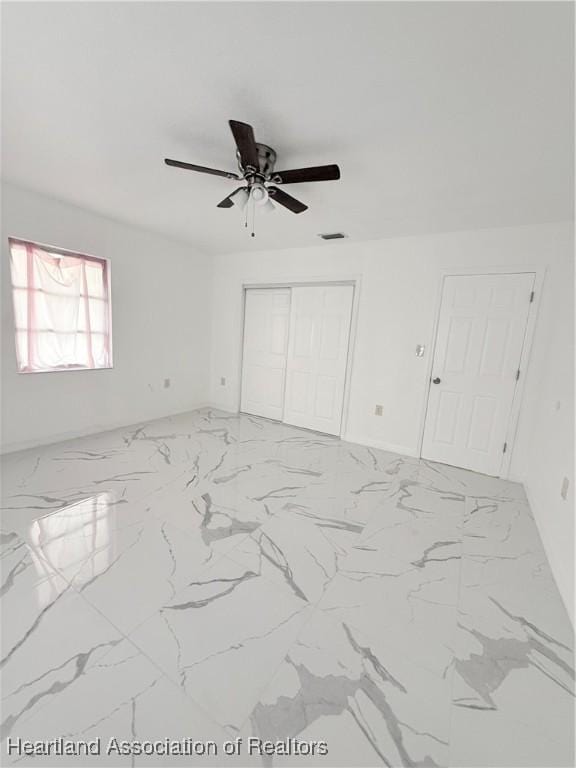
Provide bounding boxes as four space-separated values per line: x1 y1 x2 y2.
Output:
240 288 291 420
283 285 354 435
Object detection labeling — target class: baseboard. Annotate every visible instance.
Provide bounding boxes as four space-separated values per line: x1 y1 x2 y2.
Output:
202 402 238 414
0 402 214 456
342 432 417 458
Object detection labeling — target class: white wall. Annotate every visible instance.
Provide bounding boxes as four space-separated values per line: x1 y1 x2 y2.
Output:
1 182 212 452
511 240 574 623
209 221 574 618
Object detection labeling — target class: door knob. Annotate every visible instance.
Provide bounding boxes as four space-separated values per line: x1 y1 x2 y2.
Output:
432 377 441 384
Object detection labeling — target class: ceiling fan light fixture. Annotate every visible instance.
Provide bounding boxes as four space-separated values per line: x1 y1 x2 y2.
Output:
261 198 276 214
250 184 269 206
232 188 250 210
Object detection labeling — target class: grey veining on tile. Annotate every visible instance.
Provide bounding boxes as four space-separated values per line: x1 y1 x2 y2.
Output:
244 610 452 767
129 554 314 732
1 531 124 744
4 638 236 767
1 407 573 766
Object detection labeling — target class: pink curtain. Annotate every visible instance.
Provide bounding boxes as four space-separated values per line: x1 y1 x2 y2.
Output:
9 239 112 372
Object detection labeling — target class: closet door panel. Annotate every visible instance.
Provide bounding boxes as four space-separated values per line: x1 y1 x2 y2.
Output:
283 285 353 435
240 289 291 420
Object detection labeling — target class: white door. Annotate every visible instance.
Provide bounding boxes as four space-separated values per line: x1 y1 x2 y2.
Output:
422 273 535 476
240 288 291 420
283 285 354 436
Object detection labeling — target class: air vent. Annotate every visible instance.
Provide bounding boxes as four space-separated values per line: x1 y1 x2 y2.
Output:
318 232 347 240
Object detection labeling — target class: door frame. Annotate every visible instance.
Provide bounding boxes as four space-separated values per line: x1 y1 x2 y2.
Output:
237 278 361 438
416 265 545 478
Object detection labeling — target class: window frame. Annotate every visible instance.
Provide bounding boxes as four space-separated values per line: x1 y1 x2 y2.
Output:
8 236 114 374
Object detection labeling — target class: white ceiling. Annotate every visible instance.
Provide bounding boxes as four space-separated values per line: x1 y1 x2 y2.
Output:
2 2 573 255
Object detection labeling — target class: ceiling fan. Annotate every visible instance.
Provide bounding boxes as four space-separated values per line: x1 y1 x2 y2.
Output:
164 120 341 216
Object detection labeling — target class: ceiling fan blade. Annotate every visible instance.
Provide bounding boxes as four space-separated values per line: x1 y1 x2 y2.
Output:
217 188 244 208
271 164 341 185
164 158 239 180
229 120 259 171
268 186 308 214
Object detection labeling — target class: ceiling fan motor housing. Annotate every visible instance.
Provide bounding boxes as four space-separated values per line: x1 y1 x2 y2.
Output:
237 143 277 179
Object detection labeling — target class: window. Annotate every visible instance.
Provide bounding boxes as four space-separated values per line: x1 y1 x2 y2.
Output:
8 238 112 373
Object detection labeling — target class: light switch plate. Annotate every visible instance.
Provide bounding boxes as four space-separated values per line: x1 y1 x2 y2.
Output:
375 404 383 416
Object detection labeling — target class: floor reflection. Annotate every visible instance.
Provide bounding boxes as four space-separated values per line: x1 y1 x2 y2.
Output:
29 492 115 589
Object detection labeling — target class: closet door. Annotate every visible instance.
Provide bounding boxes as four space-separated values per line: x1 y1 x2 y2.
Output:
240 288 291 420
283 285 353 436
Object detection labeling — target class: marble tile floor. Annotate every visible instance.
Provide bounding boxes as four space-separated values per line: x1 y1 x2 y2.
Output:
1 408 573 767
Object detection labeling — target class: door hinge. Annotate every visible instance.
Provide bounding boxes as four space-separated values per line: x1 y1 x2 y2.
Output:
515 369 520 381
529 291 535 303
503 442 508 454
